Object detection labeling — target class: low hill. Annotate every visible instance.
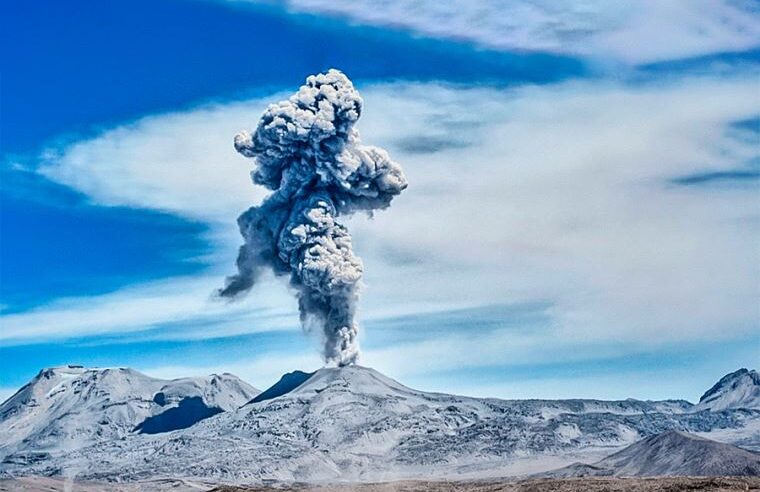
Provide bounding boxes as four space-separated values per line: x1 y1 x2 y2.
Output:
543 431 760 477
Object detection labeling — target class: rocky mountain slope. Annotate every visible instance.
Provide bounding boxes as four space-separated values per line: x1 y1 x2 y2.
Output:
0 365 259 464
543 431 760 477
2 365 758 484
696 368 760 412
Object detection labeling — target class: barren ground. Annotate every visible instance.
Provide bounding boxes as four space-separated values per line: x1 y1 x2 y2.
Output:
2 477 759 492
215 477 760 492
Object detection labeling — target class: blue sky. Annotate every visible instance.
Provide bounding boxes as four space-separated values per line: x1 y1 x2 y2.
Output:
1 0 758 402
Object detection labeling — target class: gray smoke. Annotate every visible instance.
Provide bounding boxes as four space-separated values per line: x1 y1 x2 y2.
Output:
219 70 407 366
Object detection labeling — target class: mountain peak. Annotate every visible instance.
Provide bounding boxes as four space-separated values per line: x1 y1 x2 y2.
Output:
249 365 413 405
697 368 760 411
285 365 416 399
39 364 85 374
38 364 132 375
0 365 259 462
647 429 708 444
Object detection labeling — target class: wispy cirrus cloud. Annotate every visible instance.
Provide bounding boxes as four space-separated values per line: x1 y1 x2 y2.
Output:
37 99 274 223
244 0 760 64
0 274 298 344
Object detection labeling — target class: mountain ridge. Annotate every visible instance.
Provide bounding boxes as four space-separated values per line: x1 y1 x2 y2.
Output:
1 365 758 484
0 365 259 461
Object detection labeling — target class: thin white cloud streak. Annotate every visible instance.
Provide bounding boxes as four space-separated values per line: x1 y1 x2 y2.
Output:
39 99 277 223
244 0 760 64
8 70 759 359
0 269 482 345
0 274 299 344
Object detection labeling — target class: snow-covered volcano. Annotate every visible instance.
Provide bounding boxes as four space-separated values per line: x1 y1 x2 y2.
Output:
1 365 758 484
0 365 258 462
696 368 760 412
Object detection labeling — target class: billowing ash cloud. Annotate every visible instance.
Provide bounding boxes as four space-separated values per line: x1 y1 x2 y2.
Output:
219 70 407 366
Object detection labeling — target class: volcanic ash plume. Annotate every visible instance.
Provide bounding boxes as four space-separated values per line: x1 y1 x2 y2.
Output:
219 70 407 366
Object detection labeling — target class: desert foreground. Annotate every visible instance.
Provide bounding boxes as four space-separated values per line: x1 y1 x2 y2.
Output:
2 477 760 492
216 477 760 491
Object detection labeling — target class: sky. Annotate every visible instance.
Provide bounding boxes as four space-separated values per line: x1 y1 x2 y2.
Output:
1 0 759 403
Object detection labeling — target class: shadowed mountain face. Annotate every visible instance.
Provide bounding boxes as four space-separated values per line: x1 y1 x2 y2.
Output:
0 366 758 484
134 397 224 434
250 371 314 404
543 431 760 477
